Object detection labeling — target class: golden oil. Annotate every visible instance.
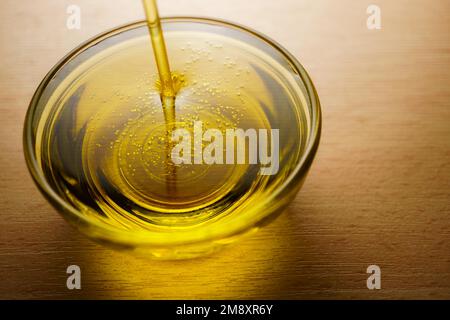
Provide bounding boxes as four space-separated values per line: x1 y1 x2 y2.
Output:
33 16 309 246
142 0 177 106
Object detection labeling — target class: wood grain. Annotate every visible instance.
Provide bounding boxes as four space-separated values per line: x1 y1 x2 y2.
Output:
0 0 449 299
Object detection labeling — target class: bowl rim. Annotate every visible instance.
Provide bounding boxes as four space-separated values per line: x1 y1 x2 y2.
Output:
23 16 322 247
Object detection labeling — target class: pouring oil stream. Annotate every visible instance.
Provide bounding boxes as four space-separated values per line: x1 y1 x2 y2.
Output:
142 0 177 195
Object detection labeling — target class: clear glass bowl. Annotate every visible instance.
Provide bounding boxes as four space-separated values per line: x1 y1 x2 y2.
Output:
23 18 321 259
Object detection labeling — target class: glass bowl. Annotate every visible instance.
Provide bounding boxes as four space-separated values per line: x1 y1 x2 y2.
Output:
23 17 321 259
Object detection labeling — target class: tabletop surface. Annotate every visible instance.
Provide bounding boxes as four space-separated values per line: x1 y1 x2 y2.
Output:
0 0 449 299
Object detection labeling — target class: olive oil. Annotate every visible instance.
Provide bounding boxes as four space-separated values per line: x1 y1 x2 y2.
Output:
142 0 177 107
143 0 179 195
35 17 308 242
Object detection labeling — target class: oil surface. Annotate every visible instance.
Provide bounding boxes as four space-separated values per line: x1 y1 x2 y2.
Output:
36 20 307 236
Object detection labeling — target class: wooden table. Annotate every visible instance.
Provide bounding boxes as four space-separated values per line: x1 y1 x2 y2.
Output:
0 0 449 299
